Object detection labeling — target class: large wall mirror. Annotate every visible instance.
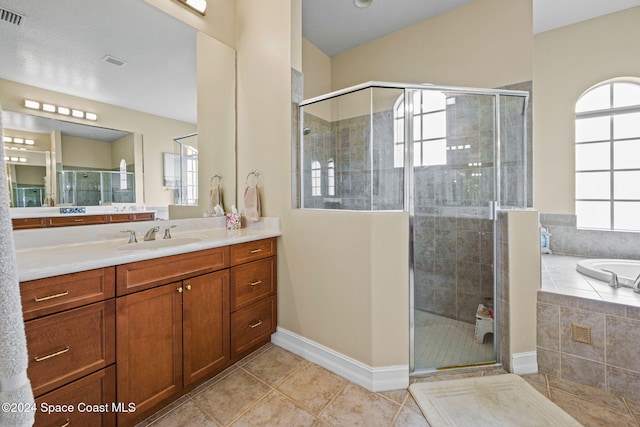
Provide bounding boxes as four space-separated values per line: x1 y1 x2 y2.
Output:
0 0 236 217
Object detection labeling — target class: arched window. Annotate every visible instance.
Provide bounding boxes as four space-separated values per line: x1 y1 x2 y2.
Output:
311 160 322 196
393 90 447 168
119 159 128 190
575 80 640 231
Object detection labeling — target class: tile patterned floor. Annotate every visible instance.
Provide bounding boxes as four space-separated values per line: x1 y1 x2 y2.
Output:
414 310 494 370
137 343 640 426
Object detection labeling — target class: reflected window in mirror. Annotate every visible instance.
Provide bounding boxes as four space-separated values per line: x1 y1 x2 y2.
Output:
575 79 640 231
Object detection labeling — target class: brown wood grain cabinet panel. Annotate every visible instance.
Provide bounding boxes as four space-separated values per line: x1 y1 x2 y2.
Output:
12 217 47 229
115 246 229 295
183 270 230 386
230 257 276 311
229 237 277 266
47 215 107 227
106 212 155 223
25 300 115 397
116 283 183 425
21 267 115 321
231 296 277 358
34 366 116 427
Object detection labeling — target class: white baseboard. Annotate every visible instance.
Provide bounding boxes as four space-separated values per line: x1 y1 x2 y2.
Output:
271 327 409 392
512 351 538 375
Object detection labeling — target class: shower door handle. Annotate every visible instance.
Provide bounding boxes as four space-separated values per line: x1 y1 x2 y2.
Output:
489 201 499 220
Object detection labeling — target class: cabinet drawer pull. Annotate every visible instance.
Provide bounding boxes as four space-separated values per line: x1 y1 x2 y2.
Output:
34 290 69 302
249 280 262 287
249 320 263 329
185 284 192 291
34 346 70 362
177 287 183 293
249 249 262 254
60 420 70 427
74 219 84 222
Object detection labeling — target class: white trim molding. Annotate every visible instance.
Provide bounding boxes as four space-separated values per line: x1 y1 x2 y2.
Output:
271 327 409 392
512 351 538 375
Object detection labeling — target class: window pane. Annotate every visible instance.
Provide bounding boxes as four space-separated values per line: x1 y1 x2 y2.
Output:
413 116 421 141
413 141 422 167
575 142 610 171
423 139 446 166
614 112 640 139
576 172 610 199
576 201 610 229
614 140 640 169
395 118 404 143
614 171 640 199
576 116 610 142
613 82 640 108
614 202 640 231
394 144 404 168
576 84 610 113
421 90 445 112
422 111 446 139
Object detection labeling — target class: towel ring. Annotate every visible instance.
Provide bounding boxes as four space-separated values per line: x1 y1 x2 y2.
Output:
210 175 222 186
246 170 260 185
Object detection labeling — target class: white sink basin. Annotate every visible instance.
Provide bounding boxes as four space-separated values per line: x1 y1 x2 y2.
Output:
117 237 202 251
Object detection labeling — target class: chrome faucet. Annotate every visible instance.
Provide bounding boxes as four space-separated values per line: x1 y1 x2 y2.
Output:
163 225 177 239
121 229 137 244
144 226 160 241
602 269 620 288
633 273 640 294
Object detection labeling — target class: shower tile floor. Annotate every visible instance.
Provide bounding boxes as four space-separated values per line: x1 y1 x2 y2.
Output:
414 309 494 370
135 343 640 426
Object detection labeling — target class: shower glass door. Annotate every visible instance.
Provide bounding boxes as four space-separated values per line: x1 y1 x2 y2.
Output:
409 88 499 372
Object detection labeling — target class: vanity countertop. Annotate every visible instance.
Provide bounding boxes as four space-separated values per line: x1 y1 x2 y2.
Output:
14 217 281 282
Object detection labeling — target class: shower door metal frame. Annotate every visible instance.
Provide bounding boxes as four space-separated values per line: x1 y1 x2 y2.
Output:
406 86 529 375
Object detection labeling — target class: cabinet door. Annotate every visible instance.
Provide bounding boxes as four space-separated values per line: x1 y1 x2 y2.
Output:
183 270 230 386
116 283 183 425
34 366 116 427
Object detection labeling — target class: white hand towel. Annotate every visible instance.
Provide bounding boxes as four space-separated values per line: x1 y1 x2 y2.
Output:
209 185 220 210
243 184 261 222
0 104 35 427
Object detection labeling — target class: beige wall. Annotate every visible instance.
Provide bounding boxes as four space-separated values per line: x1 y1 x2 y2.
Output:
61 136 112 170
331 0 532 91
0 78 195 206
533 7 640 214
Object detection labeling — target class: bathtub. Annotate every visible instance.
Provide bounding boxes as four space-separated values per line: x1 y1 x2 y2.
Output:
576 258 640 287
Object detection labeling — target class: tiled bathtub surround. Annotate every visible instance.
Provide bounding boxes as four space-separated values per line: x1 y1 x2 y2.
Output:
538 254 640 402
540 213 640 259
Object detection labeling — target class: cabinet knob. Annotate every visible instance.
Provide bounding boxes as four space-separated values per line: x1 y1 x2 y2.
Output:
185 284 192 291
177 287 183 293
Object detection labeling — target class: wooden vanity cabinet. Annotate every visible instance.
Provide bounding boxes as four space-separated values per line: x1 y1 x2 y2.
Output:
20 267 116 427
12 212 155 229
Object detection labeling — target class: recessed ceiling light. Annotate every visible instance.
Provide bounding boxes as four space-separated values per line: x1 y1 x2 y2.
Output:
353 0 372 8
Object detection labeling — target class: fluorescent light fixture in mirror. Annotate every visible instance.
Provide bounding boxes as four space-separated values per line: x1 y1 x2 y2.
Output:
177 0 206 15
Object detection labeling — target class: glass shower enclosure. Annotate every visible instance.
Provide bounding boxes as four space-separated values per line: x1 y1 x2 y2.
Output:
297 82 529 374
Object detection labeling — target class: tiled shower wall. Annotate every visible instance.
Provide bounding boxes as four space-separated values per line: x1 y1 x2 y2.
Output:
299 82 532 325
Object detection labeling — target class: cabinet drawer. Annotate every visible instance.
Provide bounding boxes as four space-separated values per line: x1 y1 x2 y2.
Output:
26 300 116 397
231 296 276 358
47 215 107 227
34 366 116 427
21 267 115 321
116 246 229 295
230 257 276 311
12 217 47 229
230 238 277 266
106 212 155 223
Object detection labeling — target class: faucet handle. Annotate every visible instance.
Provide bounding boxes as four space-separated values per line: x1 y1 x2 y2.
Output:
121 230 138 244
163 225 177 239
602 269 620 288
633 273 640 293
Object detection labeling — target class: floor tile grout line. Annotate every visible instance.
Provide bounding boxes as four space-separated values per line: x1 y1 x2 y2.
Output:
314 380 351 421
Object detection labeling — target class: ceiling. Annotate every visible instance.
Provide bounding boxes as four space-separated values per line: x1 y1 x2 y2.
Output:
2 0 640 132
303 0 640 57
0 0 196 124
